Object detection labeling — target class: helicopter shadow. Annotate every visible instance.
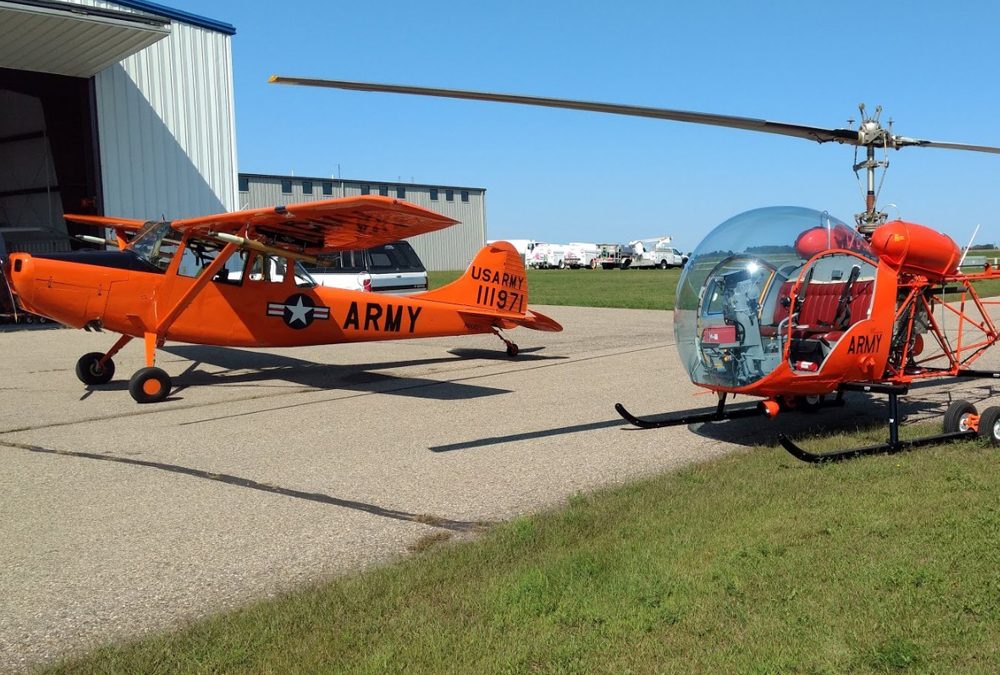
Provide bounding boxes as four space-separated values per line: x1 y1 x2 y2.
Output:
693 384 999 448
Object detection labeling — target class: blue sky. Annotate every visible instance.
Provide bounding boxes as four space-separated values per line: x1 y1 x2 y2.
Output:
175 1 997 251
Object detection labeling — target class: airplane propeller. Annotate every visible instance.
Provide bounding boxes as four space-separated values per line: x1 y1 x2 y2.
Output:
269 75 1000 235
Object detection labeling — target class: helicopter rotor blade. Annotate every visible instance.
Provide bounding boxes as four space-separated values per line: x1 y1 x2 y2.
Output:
270 76 1000 155
270 75 860 145
891 135 1000 154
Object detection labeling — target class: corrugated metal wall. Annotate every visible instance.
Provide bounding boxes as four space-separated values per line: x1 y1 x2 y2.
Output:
240 175 486 272
67 0 238 219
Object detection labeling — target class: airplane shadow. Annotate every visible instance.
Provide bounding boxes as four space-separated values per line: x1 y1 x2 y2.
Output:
81 344 564 403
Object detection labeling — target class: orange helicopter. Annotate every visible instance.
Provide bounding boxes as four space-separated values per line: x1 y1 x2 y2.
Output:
270 76 1000 460
1 196 561 403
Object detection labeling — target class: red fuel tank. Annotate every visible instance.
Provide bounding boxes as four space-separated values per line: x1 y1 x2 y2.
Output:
869 220 960 280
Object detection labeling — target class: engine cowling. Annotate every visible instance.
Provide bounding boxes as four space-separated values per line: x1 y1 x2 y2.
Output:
869 220 961 280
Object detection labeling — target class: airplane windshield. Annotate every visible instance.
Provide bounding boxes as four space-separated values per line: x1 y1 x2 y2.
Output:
674 206 876 388
293 262 317 288
127 221 183 271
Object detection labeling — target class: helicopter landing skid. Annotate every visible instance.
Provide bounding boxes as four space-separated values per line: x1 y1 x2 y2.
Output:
778 382 976 463
615 393 767 429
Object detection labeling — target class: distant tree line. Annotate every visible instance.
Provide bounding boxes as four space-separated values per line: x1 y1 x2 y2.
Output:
970 243 998 250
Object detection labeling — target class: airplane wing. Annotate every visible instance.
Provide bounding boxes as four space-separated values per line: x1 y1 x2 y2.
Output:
63 214 148 250
169 196 459 252
64 215 147 230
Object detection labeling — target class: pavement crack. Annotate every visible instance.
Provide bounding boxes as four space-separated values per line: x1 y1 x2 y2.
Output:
0 441 482 533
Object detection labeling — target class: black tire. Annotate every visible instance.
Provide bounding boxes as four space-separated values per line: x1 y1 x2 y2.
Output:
978 406 1000 446
75 352 115 385
943 400 978 433
590 259 599 270
659 260 669 270
506 343 519 357
799 394 825 412
129 367 172 403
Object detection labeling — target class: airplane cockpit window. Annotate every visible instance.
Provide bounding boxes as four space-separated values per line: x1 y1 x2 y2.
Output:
293 262 317 288
128 221 181 271
176 239 246 284
674 206 876 389
247 253 287 284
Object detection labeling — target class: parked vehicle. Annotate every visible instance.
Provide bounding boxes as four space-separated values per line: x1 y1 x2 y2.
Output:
304 240 428 294
621 238 685 269
592 243 631 269
525 242 567 269
562 242 600 269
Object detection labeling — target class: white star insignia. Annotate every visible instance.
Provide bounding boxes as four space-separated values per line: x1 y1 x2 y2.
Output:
285 296 313 325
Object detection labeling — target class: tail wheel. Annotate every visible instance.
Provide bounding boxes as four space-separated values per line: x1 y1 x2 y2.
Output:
75 352 115 385
978 407 1000 446
129 367 172 404
943 400 978 433
506 343 519 357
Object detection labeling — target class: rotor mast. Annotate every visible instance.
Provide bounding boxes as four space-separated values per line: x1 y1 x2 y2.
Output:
853 104 890 237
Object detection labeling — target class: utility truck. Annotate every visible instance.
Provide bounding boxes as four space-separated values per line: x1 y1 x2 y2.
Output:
621 237 686 269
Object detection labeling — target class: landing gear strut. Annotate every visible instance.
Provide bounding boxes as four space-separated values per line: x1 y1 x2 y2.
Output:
74 332 173 403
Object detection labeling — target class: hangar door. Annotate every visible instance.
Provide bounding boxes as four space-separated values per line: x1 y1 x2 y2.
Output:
0 67 98 254
0 0 169 255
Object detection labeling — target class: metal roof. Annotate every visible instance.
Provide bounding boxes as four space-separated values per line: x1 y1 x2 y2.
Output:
239 172 486 193
111 0 235 35
0 1 170 77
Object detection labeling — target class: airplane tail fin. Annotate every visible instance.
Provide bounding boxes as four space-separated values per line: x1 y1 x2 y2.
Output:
419 241 562 332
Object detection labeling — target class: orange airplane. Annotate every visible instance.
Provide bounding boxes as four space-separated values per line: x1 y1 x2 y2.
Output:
268 76 1000 460
2 195 560 403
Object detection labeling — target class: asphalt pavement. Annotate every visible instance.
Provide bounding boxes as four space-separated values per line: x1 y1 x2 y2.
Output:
1 305 997 671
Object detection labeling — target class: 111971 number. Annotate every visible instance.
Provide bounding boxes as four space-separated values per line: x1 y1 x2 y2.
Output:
476 284 524 312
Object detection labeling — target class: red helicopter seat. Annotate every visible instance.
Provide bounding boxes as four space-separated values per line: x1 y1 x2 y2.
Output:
762 279 874 342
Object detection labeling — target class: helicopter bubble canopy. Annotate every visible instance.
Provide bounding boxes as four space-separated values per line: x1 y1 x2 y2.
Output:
674 206 876 389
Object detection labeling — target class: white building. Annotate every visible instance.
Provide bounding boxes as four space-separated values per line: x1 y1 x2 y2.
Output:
0 0 237 251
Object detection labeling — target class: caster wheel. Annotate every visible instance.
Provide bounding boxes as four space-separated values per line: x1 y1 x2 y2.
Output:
978 407 1000 446
75 352 115 385
943 400 978 433
129 367 171 403
506 343 519 357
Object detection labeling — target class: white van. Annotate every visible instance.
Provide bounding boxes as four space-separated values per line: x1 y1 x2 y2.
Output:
304 241 429 294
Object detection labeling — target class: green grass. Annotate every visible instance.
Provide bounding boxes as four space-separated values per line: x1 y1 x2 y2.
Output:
431 268 680 310
48 426 1000 674
430 267 999 312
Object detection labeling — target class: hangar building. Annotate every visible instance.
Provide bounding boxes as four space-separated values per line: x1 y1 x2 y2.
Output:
240 173 486 272
1 1 484 272
0 0 237 253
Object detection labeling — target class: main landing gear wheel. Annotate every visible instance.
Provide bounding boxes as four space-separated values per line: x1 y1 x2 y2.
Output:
978 406 1000 446
943 400 977 433
75 352 115 385
128 367 171 404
